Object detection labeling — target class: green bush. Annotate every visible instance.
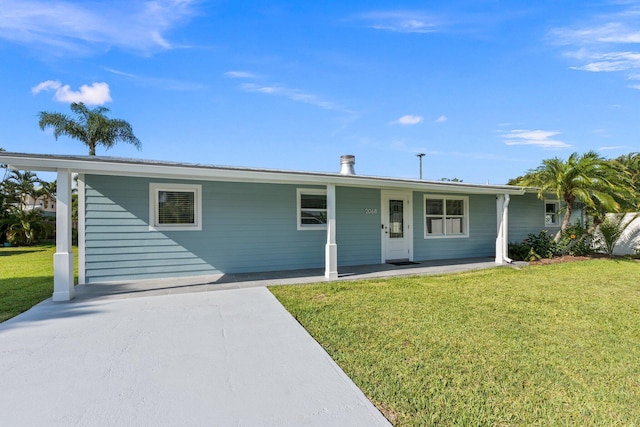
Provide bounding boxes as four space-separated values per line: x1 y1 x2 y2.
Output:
556 222 594 256
509 231 557 261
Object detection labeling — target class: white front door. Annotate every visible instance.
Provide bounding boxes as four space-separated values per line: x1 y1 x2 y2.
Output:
381 191 413 262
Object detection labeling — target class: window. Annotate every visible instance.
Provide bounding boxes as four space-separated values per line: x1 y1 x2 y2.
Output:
149 183 202 231
297 188 327 230
545 200 560 227
424 195 468 238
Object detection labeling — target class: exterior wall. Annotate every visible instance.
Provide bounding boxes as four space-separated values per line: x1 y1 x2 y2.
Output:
84 175 327 283
508 193 563 242
336 187 381 266
412 193 497 260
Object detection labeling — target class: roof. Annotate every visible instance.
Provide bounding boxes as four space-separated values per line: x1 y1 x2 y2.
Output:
0 152 526 196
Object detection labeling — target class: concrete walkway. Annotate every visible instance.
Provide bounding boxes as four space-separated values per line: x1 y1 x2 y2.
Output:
0 287 390 426
0 258 510 426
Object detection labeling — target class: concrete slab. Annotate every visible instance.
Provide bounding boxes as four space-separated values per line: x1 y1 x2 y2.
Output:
0 287 390 426
74 257 503 301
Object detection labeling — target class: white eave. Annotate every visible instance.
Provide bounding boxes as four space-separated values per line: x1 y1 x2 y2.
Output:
0 152 526 196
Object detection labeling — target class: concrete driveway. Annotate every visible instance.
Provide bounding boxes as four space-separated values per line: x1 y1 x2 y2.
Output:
0 287 390 426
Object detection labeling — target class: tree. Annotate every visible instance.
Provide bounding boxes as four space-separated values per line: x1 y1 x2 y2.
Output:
512 151 634 241
38 102 141 156
5 170 40 210
616 152 640 195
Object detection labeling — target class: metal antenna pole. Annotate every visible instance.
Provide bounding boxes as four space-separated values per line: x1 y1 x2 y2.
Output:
416 153 425 180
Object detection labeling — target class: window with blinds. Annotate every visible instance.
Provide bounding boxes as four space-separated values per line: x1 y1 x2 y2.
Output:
297 188 327 230
149 183 202 231
158 191 195 224
424 195 469 238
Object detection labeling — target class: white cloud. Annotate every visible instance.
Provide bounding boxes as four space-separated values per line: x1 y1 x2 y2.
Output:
32 80 112 105
0 0 198 56
550 6 640 85
31 80 62 94
357 11 440 33
598 145 627 151
225 71 258 79
435 115 448 123
390 115 424 125
239 83 348 112
501 129 571 149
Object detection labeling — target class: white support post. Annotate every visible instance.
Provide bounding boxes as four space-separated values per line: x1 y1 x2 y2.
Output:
324 184 338 279
53 168 75 301
495 194 512 265
77 173 86 285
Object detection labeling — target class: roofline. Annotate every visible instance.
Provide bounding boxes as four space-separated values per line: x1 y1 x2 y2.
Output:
0 152 526 195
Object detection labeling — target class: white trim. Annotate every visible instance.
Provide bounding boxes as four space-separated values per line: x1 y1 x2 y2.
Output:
296 188 327 231
0 153 527 196
495 194 512 264
544 200 561 227
423 194 470 239
324 184 338 279
381 190 413 263
53 169 75 301
78 173 86 285
149 183 202 231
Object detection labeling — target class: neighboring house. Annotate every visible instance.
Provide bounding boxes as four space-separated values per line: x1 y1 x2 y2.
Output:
0 152 562 301
21 193 56 216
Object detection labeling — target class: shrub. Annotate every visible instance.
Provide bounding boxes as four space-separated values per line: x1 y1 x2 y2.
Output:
525 230 556 260
556 222 594 256
509 231 556 262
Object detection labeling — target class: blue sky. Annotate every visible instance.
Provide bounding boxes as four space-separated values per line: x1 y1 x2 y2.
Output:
1 0 639 184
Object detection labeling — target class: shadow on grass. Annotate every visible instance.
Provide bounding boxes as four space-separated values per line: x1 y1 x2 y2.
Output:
0 249 45 257
0 276 100 328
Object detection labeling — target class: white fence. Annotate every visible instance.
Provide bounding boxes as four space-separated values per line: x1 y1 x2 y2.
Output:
610 213 640 256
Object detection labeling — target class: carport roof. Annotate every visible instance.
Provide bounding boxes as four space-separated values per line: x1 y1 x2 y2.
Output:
1 152 526 195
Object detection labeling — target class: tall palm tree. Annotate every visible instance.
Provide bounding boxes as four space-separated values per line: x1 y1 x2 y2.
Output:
513 151 634 241
616 152 640 195
38 102 141 156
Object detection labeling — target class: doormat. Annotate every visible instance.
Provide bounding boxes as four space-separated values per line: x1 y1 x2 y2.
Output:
389 261 420 266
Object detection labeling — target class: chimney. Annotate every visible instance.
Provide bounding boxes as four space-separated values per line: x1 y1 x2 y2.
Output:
340 155 356 175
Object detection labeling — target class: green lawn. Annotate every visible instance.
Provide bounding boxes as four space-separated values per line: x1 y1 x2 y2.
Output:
0 243 78 323
271 260 640 426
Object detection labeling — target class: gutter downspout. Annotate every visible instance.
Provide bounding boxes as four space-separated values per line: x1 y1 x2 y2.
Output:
495 194 513 265
502 194 512 264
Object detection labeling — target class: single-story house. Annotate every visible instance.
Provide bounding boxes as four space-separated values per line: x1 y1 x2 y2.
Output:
0 152 563 301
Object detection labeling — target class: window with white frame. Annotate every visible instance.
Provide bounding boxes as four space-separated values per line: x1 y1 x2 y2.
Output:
297 188 327 230
149 183 202 231
545 200 560 227
424 195 469 238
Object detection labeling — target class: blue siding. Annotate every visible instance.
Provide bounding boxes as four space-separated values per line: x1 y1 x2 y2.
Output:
412 193 496 260
84 175 326 283
508 193 561 242
336 187 381 266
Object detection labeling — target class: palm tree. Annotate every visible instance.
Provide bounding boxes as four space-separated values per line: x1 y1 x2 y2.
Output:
5 170 40 210
38 102 141 156
513 151 634 241
616 152 640 195
37 179 57 210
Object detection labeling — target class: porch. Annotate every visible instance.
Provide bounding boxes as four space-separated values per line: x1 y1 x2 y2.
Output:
73 257 519 301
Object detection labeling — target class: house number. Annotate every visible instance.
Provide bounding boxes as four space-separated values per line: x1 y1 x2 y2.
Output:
365 208 378 215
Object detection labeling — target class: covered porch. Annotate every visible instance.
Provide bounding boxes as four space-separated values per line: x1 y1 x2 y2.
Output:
71 257 521 301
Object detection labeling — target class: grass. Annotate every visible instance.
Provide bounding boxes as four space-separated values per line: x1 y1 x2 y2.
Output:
0 243 78 323
270 259 640 426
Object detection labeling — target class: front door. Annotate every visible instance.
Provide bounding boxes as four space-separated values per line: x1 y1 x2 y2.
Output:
381 191 413 262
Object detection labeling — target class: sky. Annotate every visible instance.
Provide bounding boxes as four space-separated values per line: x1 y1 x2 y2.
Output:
1 0 640 185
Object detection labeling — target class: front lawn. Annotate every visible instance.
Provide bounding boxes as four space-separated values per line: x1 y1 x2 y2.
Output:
271 260 640 426
0 243 78 322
